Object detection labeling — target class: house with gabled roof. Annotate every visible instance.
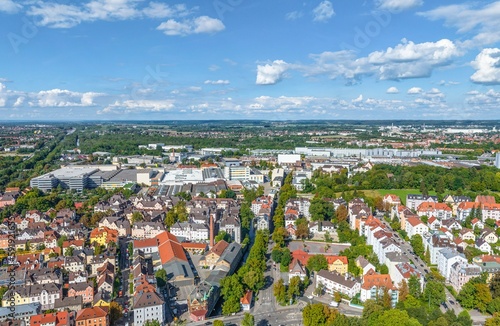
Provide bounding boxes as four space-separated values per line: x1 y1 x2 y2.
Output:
316 270 361 298
360 271 398 307
240 290 253 311
288 258 307 281
75 307 108 326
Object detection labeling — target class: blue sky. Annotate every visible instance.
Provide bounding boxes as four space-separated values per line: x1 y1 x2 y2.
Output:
1 0 500 120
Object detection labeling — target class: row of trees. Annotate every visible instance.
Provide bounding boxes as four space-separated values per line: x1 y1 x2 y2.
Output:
220 231 268 315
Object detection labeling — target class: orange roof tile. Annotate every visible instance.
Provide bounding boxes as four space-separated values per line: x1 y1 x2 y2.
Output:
361 273 396 290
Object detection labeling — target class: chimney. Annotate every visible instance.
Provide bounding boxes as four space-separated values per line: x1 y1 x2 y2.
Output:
209 213 215 248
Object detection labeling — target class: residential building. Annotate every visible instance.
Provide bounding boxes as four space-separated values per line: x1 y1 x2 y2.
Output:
406 194 438 211
2 284 61 310
74 307 108 326
405 217 429 238
437 248 467 281
288 258 307 281
133 291 165 326
30 311 71 326
240 291 253 311
0 303 41 326
417 202 452 220
360 271 398 307
316 270 361 298
355 256 375 276
449 262 482 293
169 222 209 242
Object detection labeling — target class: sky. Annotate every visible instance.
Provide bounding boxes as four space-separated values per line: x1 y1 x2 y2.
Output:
1 0 500 120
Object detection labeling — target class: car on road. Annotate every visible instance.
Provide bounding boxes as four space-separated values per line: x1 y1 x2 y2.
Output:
420 264 424 267
307 295 313 299
329 301 339 307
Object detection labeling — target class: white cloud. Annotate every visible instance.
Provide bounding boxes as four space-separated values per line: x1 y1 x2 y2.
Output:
100 99 175 114
260 39 461 84
407 87 423 94
386 87 399 94
204 80 230 85
256 60 290 85
26 0 203 30
352 94 363 103
312 1 334 22
368 39 460 80
470 48 500 84
157 16 224 36
13 97 25 107
419 2 500 47
30 89 104 107
0 0 21 13
377 0 423 12
285 11 303 20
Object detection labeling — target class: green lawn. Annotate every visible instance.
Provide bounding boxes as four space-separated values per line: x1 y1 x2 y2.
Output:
335 188 437 205
375 189 437 205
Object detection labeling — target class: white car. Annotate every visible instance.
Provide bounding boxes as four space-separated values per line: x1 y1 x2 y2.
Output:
307 295 313 299
329 301 339 307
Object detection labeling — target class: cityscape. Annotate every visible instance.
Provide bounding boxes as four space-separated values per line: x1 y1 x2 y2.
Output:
0 121 497 326
2 0 500 325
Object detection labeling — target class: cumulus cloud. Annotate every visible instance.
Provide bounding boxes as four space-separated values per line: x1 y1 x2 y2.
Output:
407 87 423 94
157 16 224 36
0 0 21 13
26 0 202 29
368 39 460 80
313 1 334 22
377 0 423 12
30 89 104 107
386 87 399 94
419 2 500 47
204 80 230 85
470 48 500 84
256 60 290 85
258 39 461 85
100 99 175 114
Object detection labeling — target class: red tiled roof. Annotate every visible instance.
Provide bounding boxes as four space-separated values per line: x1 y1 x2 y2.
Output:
406 217 423 227
240 290 253 305
361 273 396 290
75 307 107 321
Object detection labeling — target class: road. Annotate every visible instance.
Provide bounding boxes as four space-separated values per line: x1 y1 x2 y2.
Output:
378 215 487 325
116 236 133 326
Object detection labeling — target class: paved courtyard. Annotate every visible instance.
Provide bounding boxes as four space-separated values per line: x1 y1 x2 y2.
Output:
287 240 351 255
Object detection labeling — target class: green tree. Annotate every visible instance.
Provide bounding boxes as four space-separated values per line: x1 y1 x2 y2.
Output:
306 254 328 272
487 297 500 315
273 278 287 304
220 274 244 315
288 276 301 302
398 279 409 302
379 264 389 274
271 248 283 263
0 286 7 306
457 310 473 326
376 309 420 326
241 313 254 326
109 301 123 325
485 313 500 326
334 291 342 303
408 275 421 298
213 321 224 326
280 248 292 271
424 280 446 308
490 272 500 299
144 321 160 326
131 211 144 223
410 234 425 257
475 283 493 313
64 247 74 256
155 269 167 288
272 227 288 248
215 231 231 243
